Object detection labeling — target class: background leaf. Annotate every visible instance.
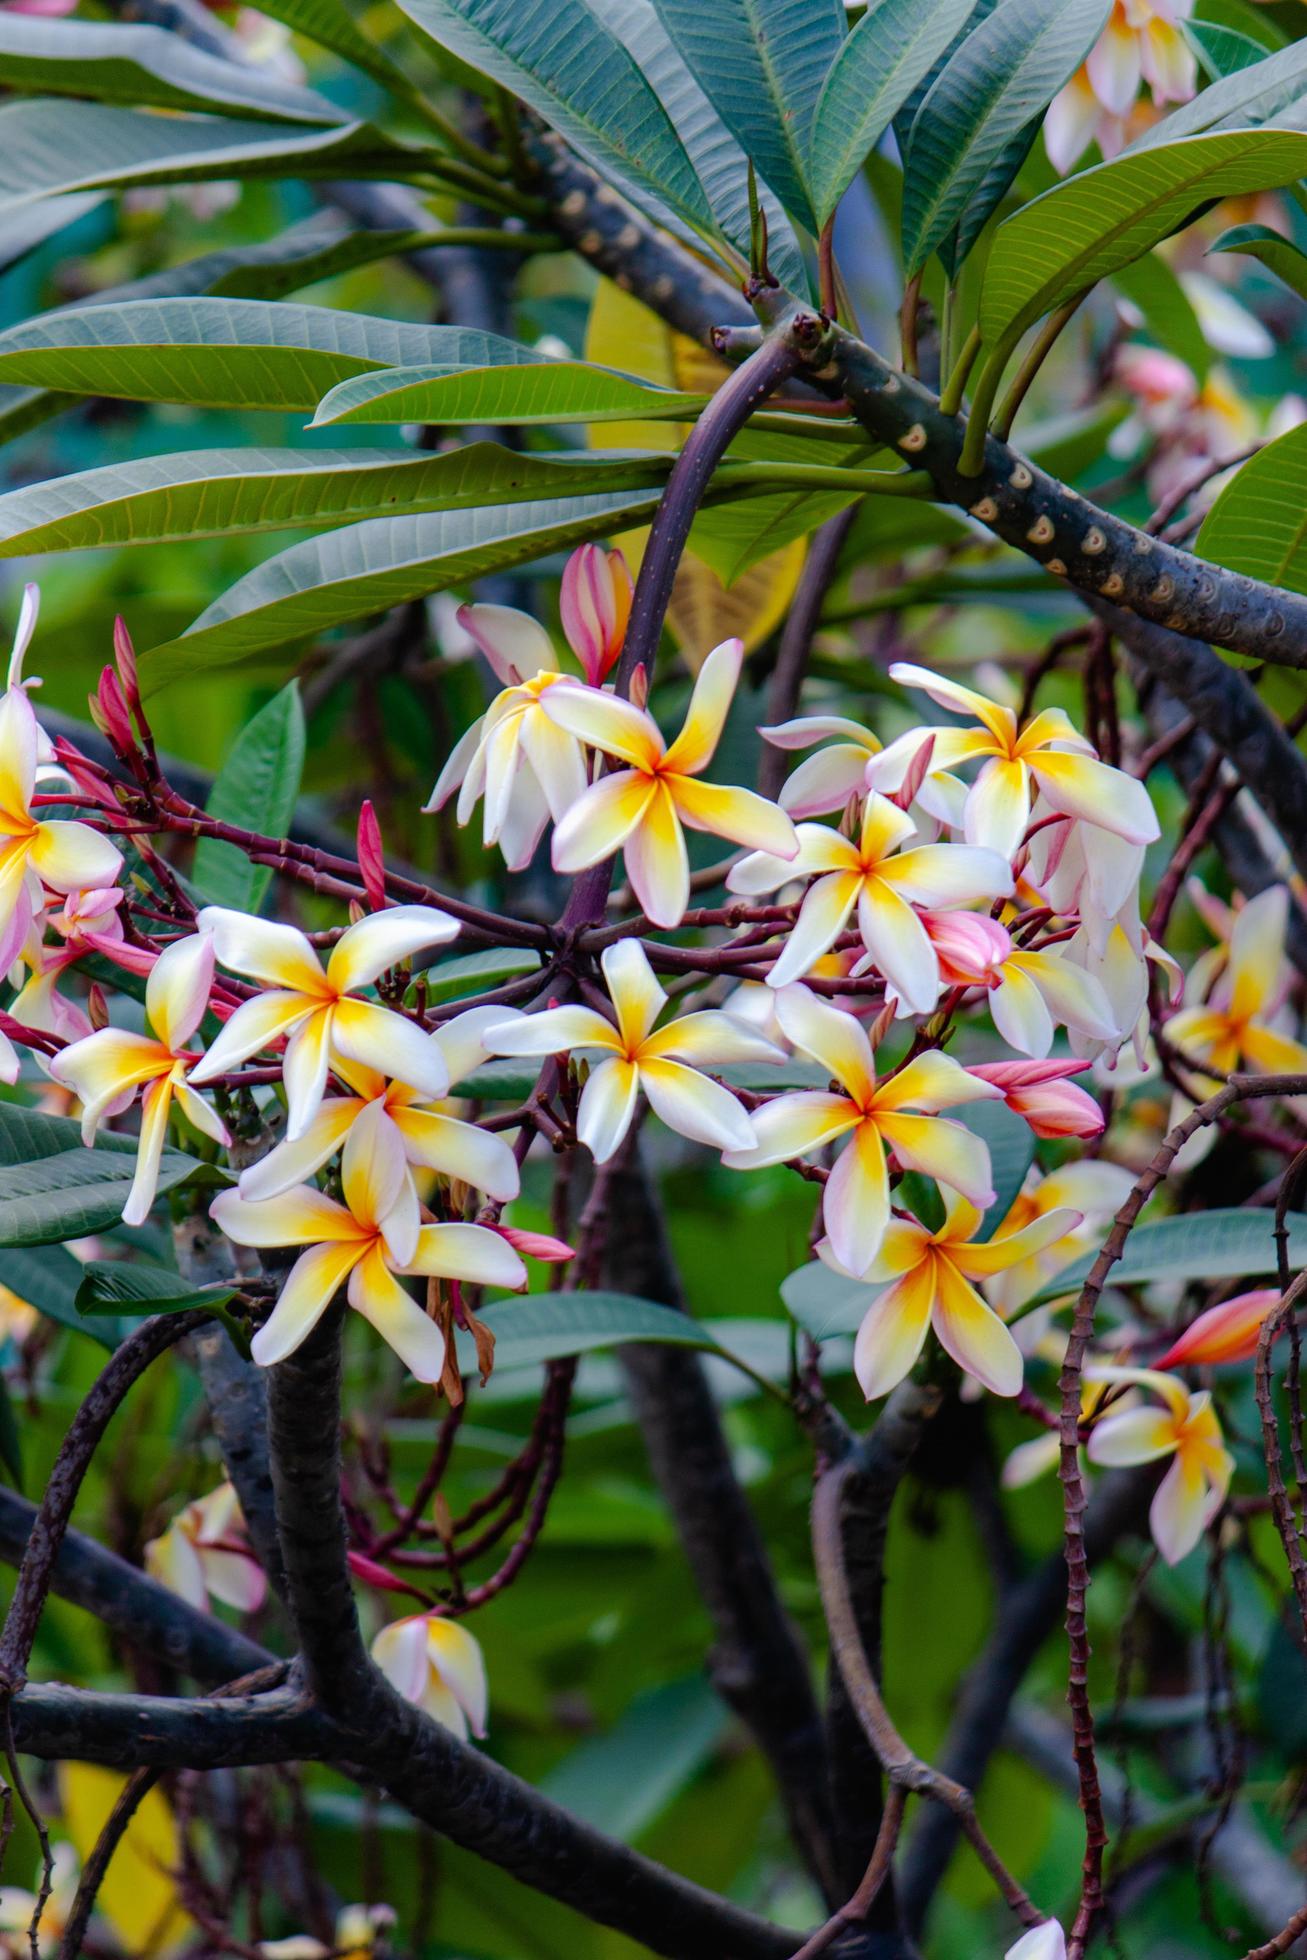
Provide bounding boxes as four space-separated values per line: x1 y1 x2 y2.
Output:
310 361 709 429
1196 423 1307 598
1208 221 1307 305
193 681 306 912
0 1105 212 1247
1026 1207 1307 1306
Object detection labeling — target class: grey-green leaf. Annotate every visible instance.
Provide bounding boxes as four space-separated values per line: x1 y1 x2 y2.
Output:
811 0 974 226
0 297 534 410
1209 221 1307 305
391 0 714 237
0 100 416 216
1025 1207 1307 1308
650 0 845 234
142 491 665 690
453 1291 729 1373
1133 33 1307 144
901 0 1110 276
980 128 1307 349
311 360 709 429
0 1104 212 1247
0 443 678 556
0 1242 108 1349
1196 423 1307 598
0 14 345 124
193 682 306 912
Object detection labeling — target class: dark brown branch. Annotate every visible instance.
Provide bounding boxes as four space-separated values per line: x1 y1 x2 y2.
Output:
604 1149 841 1905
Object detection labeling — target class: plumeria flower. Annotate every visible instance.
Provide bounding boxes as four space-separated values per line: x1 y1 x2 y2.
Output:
0 1283 36 1347
0 601 123 972
882 663 1159 860
210 1111 527 1377
560 542 633 686
1005 1920 1068 1960
982 1160 1135 1322
372 1611 487 1741
486 938 779 1162
238 1005 521 1213
1001 1374 1129 1491
760 715 883 819
1086 1365 1233 1564
190 905 459 1139
0 1844 79 1957
1066 912 1181 1070
1164 884 1307 1086
144 1480 267 1615
1155 1287 1279 1371
541 637 798 928
424 604 589 870
722 986 1000 1276
1025 808 1147 950
260 1907 390 1960
727 792 1012 1008
967 1060 1104 1140
51 934 231 1227
1046 0 1194 172
834 1186 1084 1400
988 936 1119 1060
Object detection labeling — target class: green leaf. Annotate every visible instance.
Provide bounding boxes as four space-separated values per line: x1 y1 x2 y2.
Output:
75 1258 248 1355
0 1376 20 1490
587 0 806 288
780 1259 870 1342
1135 33 1307 143
1026 1207 1307 1308
1209 221 1307 305
0 100 417 217
0 442 679 556
423 947 542 1005
901 0 1109 276
242 0 422 99
0 1241 111 1348
1112 253 1211 384
980 128 1307 351
193 682 306 912
540 1677 729 1840
1196 423 1307 598
1185 18 1270 80
311 361 710 429
0 192 104 277
811 0 975 227
651 0 845 234
962 1097 1036 1242
454 1291 730 1373
392 0 714 237
142 491 666 689
0 1104 212 1247
0 297 534 411
0 14 345 124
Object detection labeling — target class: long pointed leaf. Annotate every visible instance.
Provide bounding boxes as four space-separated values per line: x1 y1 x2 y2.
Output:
0 296 534 409
311 360 709 428
391 0 714 238
1196 423 1307 597
1133 34 1307 145
810 0 974 226
142 491 666 689
651 0 845 234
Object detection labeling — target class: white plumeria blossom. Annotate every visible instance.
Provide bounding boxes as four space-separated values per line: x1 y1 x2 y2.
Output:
0 1842 78 1956
190 904 459 1139
486 937 781 1163
423 603 589 870
237 1004 522 1221
372 1611 488 1741
145 1479 266 1614
50 933 231 1226
728 791 1012 1009
1005 1922 1067 1960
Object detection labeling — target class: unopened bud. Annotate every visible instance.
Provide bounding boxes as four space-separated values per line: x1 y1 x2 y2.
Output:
93 667 134 757
357 798 387 911
629 662 649 710
87 983 109 1031
112 616 142 719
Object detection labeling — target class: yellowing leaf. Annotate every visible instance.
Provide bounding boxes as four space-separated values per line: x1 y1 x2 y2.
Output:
584 278 805 665
59 1762 193 1955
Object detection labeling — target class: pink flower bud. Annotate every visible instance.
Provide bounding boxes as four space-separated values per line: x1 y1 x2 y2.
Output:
920 910 1011 986
1156 1288 1279 1371
629 661 649 710
347 1550 427 1599
968 1058 1105 1139
357 799 387 912
493 1224 574 1263
51 738 118 809
92 667 134 757
112 615 142 719
86 983 109 1032
560 543 633 686
1115 344 1197 408
888 731 936 811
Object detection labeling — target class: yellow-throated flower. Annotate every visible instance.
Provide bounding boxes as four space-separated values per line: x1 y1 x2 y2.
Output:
1165 883 1307 1087
982 1160 1135 1322
879 663 1159 860
145 1480 266 1615
486 937 779 1162
722 985 999 1275
190 905 459 1139
0 1844 78 1957
51 933 230 1226
371 1611 487 1741
1046 0 1194 172
831 1186 1083 1401
210 1110 526 1377
1086 1365 1233 1564
1155 1287 1280 1371
541 636 798 928
727 791 1012 1009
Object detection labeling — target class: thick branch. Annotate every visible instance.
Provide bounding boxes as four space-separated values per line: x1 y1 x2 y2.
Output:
604 1150 840 1904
